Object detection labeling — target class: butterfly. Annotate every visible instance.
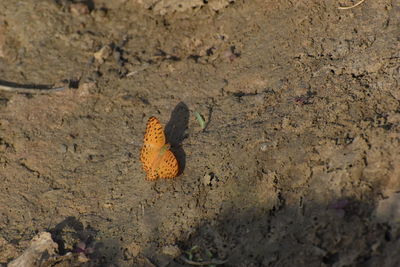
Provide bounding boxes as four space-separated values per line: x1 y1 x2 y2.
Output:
140 117 179 180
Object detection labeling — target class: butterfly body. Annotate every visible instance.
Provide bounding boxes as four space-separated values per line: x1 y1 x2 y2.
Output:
140 117 178 180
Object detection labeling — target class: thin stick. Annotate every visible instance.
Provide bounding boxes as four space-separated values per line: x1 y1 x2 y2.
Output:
180 256 227 266
0 83 67 94
338 0 366 10
126 63 150 77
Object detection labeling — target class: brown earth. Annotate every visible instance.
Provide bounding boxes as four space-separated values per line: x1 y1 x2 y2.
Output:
0 0 400 266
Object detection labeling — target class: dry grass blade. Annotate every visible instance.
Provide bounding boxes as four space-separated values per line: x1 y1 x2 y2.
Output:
338 0 366 9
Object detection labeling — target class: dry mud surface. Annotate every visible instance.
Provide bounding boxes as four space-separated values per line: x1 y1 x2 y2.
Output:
0 0 400 266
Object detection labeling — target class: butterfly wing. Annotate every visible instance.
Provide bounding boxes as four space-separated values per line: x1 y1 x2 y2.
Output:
140 117 166 177
145 147 178 180
156 150 179 179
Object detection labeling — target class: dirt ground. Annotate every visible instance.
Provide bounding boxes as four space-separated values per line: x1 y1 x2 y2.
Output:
0 0 400 266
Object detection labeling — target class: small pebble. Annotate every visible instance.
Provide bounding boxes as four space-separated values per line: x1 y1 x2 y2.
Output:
60 144 68 153
203 173 218 187
124 242 140 258
260 142 269 152
77 254 89 263
70 3 90 16
161 245 181 258
203 173 212 186
94 45 112 64
78 82 96 96
91 8 107 20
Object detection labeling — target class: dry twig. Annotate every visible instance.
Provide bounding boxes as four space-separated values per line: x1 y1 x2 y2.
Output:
0 81 68 94
338 0 366 10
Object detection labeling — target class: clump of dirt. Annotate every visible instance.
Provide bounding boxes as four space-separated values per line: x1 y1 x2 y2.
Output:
1 0 400 266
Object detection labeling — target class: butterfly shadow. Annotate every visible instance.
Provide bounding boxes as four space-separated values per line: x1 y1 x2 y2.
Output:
165 102 189 176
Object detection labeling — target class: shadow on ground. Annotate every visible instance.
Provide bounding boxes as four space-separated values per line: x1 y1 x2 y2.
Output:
168 200 394 266
165 102 189 176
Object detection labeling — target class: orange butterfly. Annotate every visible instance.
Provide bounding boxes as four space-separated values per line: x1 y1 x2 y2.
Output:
140 117 179 180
